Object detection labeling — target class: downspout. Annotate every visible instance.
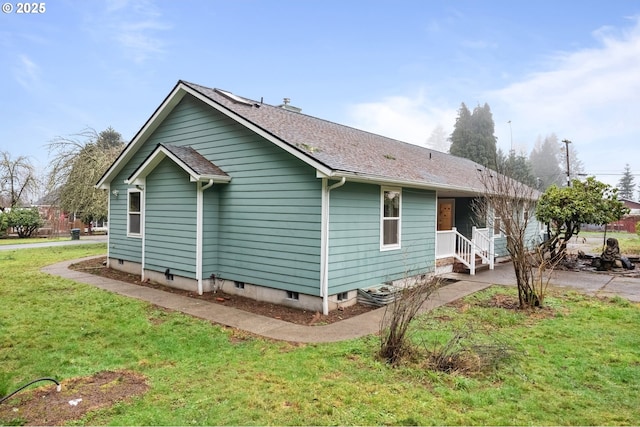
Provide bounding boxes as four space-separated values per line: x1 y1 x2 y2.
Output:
105 184 111 268
139 179 146 282
320 176 346 315
197 179 214 295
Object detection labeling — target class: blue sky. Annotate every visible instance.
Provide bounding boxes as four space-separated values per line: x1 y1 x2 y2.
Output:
2 0 639 188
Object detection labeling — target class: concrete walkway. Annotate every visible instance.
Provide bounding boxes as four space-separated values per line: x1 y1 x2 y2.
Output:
41 256 640 343
0 235 107 251
42 256 492 343
441 261 640 302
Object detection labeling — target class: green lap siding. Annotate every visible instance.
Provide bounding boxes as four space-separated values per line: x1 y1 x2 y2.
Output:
144 158 197 278
202 187 220 278
216 168 322 294
108 95 322 294
327 183 436 294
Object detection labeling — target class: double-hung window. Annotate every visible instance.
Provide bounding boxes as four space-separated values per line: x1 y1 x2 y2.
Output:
128 189 142 237
381 187 401 250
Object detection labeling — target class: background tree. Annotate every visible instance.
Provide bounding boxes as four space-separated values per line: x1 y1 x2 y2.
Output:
0 151 38 211
6 207 44 238
617 164 635 200
47 127 125 225
528 134 564 190
536 177 629 259
449 103 497 169
0 211 8 236
497 148 536 187
426 124 450 152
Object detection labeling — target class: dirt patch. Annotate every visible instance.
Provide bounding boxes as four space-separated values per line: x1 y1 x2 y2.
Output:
70 256 375 325
0 370 148 426
447 292 558 320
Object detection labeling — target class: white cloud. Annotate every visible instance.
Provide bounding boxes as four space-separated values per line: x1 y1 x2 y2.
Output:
87 0 172 64
346 89 457 148
14 54 41 90
334 17 640 186
486 17 640 184
115 19 171 63
489 17 640 146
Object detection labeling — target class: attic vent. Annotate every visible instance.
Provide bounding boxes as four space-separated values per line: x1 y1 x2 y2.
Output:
278 98 302 113
214 88 255 106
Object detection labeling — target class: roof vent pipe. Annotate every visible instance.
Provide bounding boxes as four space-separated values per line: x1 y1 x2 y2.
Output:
278 98 302 113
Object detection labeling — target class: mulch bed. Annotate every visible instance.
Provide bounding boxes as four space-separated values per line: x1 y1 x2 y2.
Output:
69 256 376 325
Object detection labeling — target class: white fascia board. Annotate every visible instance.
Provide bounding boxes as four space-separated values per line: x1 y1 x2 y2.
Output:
180 85 334 178
97 84 188 189
126 145 231 186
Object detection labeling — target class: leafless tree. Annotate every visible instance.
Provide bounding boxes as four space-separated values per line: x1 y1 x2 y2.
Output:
0 151 38 211
473 167 543 308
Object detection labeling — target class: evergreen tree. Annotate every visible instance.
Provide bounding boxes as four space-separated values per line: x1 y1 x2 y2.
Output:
449 103 497 169
617 163 635 200
426 124 450 152
497 148 536 187
449 103 472 156
529 134 564 190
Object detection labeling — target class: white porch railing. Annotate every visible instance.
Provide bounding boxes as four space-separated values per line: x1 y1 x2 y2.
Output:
436 227 494 275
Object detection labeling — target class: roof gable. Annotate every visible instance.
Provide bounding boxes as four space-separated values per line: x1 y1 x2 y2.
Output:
98 80 513 195
127 143 230 186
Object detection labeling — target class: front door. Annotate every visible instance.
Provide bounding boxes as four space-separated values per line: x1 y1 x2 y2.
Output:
437 199 454 231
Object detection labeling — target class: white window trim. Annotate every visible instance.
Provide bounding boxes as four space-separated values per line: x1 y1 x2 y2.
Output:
380 187 402 251
127 188 144 238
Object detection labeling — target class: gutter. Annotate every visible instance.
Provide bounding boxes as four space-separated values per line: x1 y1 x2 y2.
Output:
320 176 346 315
197 179 214 295
330 171 484 196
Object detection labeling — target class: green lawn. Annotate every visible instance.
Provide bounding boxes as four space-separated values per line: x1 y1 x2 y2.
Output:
1 245 639 425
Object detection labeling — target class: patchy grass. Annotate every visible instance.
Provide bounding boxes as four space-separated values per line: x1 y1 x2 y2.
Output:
580 231 640 255
1 246 639 425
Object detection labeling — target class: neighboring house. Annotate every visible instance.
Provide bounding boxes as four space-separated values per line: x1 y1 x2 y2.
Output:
609 198 640 233
97 80 541 314
33 191 69 237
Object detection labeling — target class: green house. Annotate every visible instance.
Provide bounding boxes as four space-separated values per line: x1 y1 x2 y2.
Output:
98 81 540 314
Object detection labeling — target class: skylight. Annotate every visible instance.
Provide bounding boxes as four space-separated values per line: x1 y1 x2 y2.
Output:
213 88 255 106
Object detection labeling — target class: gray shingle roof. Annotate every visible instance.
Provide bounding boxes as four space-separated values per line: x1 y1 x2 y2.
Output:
182 81 491 193
161 143 229 178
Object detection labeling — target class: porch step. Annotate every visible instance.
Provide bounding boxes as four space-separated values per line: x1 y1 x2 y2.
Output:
453 256 491 274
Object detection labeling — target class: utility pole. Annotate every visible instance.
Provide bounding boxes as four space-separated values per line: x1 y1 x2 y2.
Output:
508 120 513 153
562 139 572 187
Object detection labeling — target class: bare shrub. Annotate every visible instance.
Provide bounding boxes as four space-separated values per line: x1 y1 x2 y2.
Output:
529 245 563 307
424 326 516 374
379 277 441 365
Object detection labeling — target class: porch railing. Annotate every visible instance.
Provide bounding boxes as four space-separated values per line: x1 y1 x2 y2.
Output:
436 227 494 275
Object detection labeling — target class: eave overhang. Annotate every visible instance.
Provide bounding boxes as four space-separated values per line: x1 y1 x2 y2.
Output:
126 144 230 186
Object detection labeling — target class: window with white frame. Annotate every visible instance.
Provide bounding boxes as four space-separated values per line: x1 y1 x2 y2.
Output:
381 188 401 250
128 189 142 236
